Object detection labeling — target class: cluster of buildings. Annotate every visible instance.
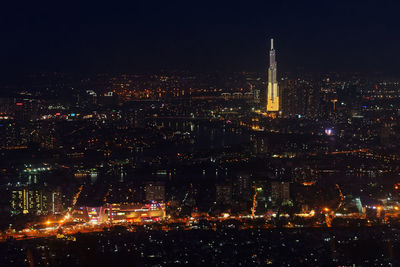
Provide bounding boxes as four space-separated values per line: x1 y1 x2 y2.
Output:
0 39 400 233
10 188 62 216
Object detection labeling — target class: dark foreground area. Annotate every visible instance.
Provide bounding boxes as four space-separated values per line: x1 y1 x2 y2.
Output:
1 227 400 266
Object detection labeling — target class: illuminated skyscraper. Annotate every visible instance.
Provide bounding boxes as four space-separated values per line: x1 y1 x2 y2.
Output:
267 38 280 112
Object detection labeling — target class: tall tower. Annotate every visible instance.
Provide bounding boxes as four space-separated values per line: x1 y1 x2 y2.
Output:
267 38 280 112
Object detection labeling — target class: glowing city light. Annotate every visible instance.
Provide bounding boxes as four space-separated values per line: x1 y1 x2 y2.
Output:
325 128 332 136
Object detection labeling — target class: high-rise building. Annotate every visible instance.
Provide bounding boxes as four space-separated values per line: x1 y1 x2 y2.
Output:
10 187 63 215
252 180 269 214
270 181 290 206
144 182 165 202
267 38 280 112
281 79 320 117
215 184 233 206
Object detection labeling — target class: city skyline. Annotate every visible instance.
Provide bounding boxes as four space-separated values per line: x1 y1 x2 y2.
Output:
2 1 400 266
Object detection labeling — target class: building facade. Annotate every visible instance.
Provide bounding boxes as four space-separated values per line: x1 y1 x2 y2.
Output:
145 182 165 202
10 187 63 215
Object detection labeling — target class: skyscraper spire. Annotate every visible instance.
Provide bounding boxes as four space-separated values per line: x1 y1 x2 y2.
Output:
271 38 274 50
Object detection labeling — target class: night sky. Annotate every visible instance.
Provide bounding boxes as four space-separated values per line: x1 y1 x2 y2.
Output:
1 1 399 77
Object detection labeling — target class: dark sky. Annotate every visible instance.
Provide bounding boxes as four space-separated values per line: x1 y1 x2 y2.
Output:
1 1 399 76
